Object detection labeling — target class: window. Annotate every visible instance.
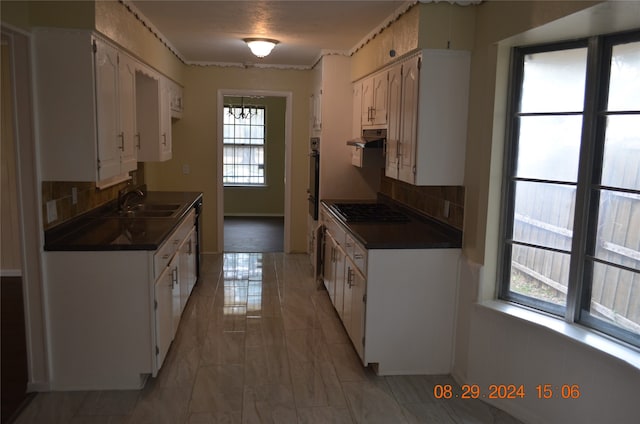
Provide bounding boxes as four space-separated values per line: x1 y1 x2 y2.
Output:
223 104 266 185
500 30 640 348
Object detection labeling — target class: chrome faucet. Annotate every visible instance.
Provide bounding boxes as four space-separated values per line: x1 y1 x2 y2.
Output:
118 186 146 214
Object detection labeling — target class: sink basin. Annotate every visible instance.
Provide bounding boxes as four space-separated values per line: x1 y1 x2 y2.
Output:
142 203 181 211
109 203 182 218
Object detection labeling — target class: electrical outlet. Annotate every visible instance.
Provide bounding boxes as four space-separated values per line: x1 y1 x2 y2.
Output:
72 187 78 205
46 200 58 223
443 200 450 218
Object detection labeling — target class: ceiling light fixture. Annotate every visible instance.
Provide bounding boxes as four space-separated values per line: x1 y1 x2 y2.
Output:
244 38 279 58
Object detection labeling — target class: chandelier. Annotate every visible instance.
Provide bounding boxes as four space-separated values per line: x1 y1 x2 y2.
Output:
227 97 257 120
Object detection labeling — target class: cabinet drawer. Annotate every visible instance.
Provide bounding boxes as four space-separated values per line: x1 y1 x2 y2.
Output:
153 209 196 278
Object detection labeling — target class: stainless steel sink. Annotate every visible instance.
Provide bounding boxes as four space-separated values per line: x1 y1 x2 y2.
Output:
110 203 182 218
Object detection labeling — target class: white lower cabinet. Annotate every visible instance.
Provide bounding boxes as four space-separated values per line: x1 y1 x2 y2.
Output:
154 261 174 371
321 204 460 375
45 209 197 390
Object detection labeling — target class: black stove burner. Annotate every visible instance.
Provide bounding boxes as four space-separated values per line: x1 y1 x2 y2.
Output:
332 203 410 223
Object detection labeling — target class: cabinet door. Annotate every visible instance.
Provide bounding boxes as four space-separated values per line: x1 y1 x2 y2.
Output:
118 53 137 173
154 265 174 371
179 227 197 311
170 258 181 338
361 77 373 125
322 232 336 303
398 56 420 184
333 241 346 318
352 82 362 138
94 39 121 181
345 260 366 361
160 78 173 159
386 64 402 179
371 72 388 125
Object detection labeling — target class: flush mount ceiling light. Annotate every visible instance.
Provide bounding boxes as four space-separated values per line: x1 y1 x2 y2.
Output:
244 38 279 58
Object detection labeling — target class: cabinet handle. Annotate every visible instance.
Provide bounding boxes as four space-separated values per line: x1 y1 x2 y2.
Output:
347 268 354 288
162 254 170 260
172 267 178 287
173 239 180 245
117 132 125 150
354 253 363 260
162 133 167 146
135 132 141 149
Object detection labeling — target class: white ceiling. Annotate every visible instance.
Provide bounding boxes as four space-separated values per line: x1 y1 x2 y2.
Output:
127 0 415 68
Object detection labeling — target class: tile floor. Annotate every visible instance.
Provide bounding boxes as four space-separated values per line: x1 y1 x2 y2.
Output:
13 253 523 424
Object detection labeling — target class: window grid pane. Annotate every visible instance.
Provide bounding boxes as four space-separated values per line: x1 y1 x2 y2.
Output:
223 105 266 185
501 32 640 348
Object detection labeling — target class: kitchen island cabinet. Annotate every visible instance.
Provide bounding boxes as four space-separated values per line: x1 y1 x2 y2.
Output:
43 193 201 390
320 201 460 375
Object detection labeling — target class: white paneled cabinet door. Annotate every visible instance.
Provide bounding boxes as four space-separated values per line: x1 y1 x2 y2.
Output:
170 257 181 338
118 53 137 173
94 39 121 182
345 261 366 361
398 56 420 184
323 232 336 303
179 227 197 311
154 264 174 371
386 64 402 179
160 78 173 160
333 241 346 318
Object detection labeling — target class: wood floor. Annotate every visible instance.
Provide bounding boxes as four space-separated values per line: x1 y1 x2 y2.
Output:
224 217 284 253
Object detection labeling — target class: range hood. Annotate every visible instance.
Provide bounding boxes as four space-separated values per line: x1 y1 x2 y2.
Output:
346 128 387 149
348 128 386 168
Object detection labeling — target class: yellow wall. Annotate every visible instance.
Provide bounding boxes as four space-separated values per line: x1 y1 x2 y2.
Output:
223 96 286 216
463 0 600 265
144 66 312 253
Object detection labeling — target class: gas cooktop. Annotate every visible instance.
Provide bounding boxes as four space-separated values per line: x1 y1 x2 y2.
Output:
330 203 410 223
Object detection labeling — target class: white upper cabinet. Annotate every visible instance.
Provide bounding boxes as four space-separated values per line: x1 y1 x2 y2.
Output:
135 65 172 162
385 50 470 186
168 79 184 119
361 70 388 128
33 29 139 187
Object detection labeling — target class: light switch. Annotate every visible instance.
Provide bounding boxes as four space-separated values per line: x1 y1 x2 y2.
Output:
182 164 190 175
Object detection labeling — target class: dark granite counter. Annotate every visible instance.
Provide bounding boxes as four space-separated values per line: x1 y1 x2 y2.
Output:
321 199 461 249
44 191 203 251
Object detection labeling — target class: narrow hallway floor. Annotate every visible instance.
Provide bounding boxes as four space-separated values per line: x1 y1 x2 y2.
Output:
14 253 523 424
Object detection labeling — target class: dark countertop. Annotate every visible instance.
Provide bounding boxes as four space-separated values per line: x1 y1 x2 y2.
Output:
321 199 462 249
44 191 203 251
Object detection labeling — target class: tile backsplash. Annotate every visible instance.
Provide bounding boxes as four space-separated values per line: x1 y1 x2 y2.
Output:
41 167 144 230
380 176 464 230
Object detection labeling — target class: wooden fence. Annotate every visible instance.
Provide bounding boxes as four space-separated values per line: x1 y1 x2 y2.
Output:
511 145 640 334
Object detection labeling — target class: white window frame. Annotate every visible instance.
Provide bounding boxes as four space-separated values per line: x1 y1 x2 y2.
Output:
223 105 266 186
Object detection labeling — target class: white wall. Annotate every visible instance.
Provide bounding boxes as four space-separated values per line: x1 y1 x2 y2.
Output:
453 2 640 422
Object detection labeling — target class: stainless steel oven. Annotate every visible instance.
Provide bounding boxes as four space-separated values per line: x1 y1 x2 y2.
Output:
308 137 320 220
